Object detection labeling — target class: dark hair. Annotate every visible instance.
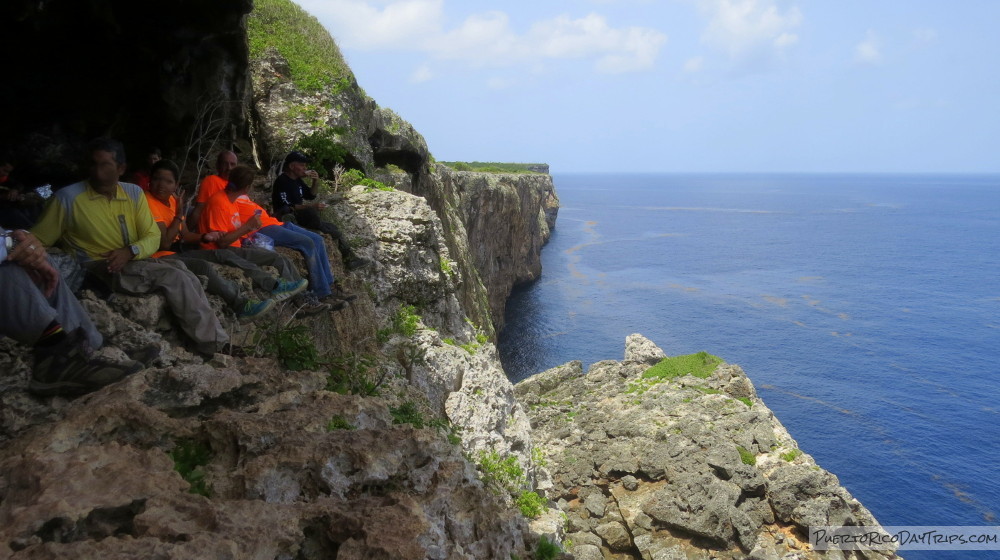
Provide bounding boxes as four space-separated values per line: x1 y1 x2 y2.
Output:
150 159 180 182
227 165 256 191
87 137 127 165
148 147 162 157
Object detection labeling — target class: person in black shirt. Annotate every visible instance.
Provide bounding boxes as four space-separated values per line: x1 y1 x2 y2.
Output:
271 151 369 270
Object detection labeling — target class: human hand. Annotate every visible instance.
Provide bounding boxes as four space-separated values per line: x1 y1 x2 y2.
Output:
305 169 319 179
244 214 263 231
27 261 59 297
8 230 48 269
100 247 133 273
202 230 222 243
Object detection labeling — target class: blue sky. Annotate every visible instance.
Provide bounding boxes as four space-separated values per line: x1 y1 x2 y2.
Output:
296 0 1000 173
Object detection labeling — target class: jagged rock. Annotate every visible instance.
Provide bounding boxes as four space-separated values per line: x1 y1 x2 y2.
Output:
518 335 900 560
625 333 668 364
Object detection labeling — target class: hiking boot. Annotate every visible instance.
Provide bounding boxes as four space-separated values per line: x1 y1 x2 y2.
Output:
125 344 161 368
272 278 308 301
29 333 141 397
345 256 371 271
238 299 276 321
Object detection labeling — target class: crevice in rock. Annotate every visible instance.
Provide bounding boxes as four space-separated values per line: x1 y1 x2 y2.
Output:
297 516 341 560
605 484 646 558
160 382 265 419
35 498 147 544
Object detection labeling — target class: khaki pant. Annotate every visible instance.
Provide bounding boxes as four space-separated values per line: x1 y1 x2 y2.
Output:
85 258 228 354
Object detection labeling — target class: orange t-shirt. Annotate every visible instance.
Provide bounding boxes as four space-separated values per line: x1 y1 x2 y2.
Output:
235 195 282 228
197 175 228 204
144 192 178 258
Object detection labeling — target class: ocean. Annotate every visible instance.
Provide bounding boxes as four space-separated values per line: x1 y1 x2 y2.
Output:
498 173 1000 559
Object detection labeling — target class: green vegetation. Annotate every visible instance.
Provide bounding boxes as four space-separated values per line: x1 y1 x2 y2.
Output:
294 127 349 177
439 162 545 174
258 323 321 371
535 536 562 560
643 352 723 381
326 415 356 431
515 490 547 518
169 438 213 497
342 168 395 192
439 257 454 275
247 0 353 92
326 353 383 396
477 450 524 492
390 401 426 428
393 305 420 336
475 450 548 518
781 448 803 462
378 304 421 343
737 396 754 407
531 446 548 467
737 445 757 466
389 401 461 444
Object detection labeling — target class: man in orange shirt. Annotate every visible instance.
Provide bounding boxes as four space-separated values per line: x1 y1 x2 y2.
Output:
189 150 238 228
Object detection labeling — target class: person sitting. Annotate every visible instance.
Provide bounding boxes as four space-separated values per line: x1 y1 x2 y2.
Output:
31 137 231 357
126 146 161 191
1 227 155 396
189 149 237 229
144 159 310 319
199 165 355 309
0 155 44 229
271 151 369 270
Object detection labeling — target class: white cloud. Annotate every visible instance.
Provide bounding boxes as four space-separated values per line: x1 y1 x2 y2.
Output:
683 56 704 72
855 29 881 64
912 27 937 45
296 1 667 76
410 64 433 83
697 0 802 59
295 0 445 49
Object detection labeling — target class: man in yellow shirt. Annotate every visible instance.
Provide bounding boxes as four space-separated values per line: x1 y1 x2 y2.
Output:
32 138 230 356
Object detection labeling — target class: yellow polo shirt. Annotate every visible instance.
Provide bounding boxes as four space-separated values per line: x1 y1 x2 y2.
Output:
32 181 161 262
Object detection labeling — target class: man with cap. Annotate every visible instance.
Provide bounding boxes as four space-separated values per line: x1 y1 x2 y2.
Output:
271 151 369 271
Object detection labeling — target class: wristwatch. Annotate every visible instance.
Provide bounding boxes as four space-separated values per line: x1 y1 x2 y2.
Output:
129 244 140 258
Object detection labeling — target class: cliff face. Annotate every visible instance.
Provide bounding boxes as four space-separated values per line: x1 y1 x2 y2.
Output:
0 183 542 559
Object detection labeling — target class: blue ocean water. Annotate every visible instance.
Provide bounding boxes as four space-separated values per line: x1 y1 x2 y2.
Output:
498 173 1000 559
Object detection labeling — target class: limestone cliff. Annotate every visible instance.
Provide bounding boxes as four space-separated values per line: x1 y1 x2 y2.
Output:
517 335 900 560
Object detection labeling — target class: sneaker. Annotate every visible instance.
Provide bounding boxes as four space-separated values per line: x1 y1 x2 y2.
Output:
293 293 331 317
272 278 308 301
327 285 358 303
345 256 371 271
238 299 276 320
29 333 141 397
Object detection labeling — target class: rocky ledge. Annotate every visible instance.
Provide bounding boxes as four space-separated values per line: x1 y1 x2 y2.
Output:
516 334 900 560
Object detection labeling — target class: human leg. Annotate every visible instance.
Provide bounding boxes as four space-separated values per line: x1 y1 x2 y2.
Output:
260 224 334 298
112 259 230 354
0 261 102 348
163 255 243 310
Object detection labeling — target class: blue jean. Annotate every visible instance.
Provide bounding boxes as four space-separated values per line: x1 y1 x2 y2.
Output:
259 222 334 297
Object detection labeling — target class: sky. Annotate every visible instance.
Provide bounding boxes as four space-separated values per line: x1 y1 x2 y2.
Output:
295 0 1000 173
